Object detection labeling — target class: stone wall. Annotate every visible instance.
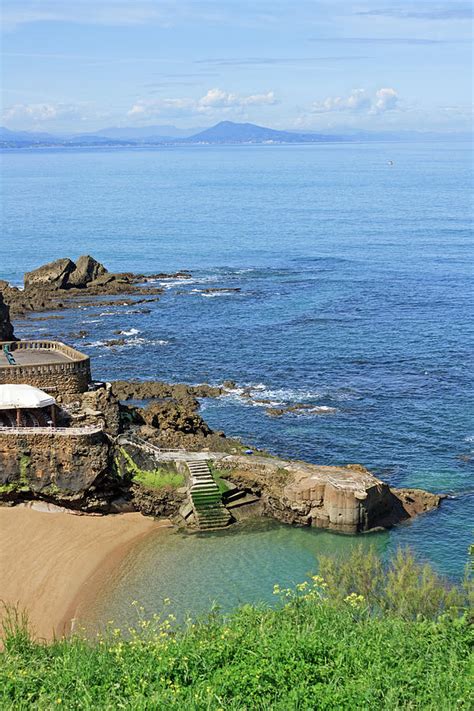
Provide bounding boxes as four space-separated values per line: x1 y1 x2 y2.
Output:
0 340 91 394
0 429 113 510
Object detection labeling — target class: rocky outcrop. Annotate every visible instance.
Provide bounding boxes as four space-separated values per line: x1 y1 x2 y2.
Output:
24 258 76 290
212 456 442 533
110 380 244 452
1 257 166 318
67 255 107 288
142 399 211 435
68 386 122 436
266 404 337 418
110 380 223 401
0 292 15 341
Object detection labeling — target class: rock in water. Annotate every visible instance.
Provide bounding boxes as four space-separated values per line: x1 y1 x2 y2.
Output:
0 292 15 340
67 255 108 288
24 258 76 290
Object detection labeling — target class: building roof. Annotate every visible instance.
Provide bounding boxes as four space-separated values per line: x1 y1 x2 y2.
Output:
0 384 56 410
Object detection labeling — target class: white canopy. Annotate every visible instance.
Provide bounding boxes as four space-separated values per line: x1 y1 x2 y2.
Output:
0 384 56 410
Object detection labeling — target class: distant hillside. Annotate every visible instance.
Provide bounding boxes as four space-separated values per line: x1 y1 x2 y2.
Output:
0 127 58 143
188 121 336 143
94 125 205 139
1 122 470 148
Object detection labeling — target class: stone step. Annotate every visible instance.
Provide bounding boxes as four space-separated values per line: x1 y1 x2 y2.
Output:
192 499 222 506
197 515 231 525
191 489 218 496
223 489 247 503
179 502 194 520
191 486 219 493
226 493 261 509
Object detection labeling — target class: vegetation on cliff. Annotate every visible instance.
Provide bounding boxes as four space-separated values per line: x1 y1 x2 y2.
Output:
1 548 472 710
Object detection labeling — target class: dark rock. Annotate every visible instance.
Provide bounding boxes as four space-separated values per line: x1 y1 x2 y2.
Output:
87 273 117 288
0 292 16 340
223 380 237 389
67 255 108 288
110 380 223 401
130 483 185 518
266 404 337 418
24 258 76 290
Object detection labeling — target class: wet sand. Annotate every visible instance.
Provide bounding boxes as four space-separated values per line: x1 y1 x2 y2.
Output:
0 505 168 640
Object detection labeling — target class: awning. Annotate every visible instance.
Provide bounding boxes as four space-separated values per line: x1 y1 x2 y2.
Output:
0 384 56 410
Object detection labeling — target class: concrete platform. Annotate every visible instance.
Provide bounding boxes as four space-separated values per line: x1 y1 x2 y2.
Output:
0 350 74 367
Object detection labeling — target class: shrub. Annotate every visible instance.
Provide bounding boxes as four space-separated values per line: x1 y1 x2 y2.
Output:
318 545 470 620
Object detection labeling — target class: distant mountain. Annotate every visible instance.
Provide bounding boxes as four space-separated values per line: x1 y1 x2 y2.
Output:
0 127 58 143
93 125 205 140
1 122 471 148
188 121 336 144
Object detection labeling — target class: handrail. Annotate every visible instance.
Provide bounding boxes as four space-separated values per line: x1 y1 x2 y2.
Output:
116 433 185 453
0 424 104 436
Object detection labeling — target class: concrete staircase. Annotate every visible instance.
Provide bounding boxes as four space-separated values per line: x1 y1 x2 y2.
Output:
186 459 232 530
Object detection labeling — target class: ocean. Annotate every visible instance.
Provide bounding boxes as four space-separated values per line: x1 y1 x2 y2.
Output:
2 142 472 623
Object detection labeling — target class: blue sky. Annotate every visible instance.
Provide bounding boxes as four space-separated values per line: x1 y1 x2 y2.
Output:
1 1 472 133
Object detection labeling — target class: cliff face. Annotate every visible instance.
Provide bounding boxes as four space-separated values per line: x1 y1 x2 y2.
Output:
0 430 116 511
0 292 15 341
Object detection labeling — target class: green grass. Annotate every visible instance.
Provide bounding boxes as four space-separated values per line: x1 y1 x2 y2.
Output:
1 548 472 710
132 468 185 491
119 448 184 490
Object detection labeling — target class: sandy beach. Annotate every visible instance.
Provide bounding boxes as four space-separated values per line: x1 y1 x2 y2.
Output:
0 505 167 640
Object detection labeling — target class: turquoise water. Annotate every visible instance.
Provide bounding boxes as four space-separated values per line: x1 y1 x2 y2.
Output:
1 143 473 616
77 519 392 631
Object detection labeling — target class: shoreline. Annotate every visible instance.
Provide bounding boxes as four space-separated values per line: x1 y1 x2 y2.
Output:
0 505 169 641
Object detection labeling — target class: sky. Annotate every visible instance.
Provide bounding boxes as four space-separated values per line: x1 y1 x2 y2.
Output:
1 0 472 133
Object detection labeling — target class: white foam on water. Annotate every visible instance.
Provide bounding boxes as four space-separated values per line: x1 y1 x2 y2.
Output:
219 381 354 411
305 406 337 414
118 328 140 336
114 337 170 348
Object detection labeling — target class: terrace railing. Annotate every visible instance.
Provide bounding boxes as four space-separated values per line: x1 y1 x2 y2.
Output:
0 424 104 436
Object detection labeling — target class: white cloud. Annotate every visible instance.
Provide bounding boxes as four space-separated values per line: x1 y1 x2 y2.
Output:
127 88 277 118
373 87 399 112
311 87 399 114
3 102 82 122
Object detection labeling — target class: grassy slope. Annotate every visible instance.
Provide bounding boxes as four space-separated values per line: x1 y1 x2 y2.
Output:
1 602 471 710
1 549 472 710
